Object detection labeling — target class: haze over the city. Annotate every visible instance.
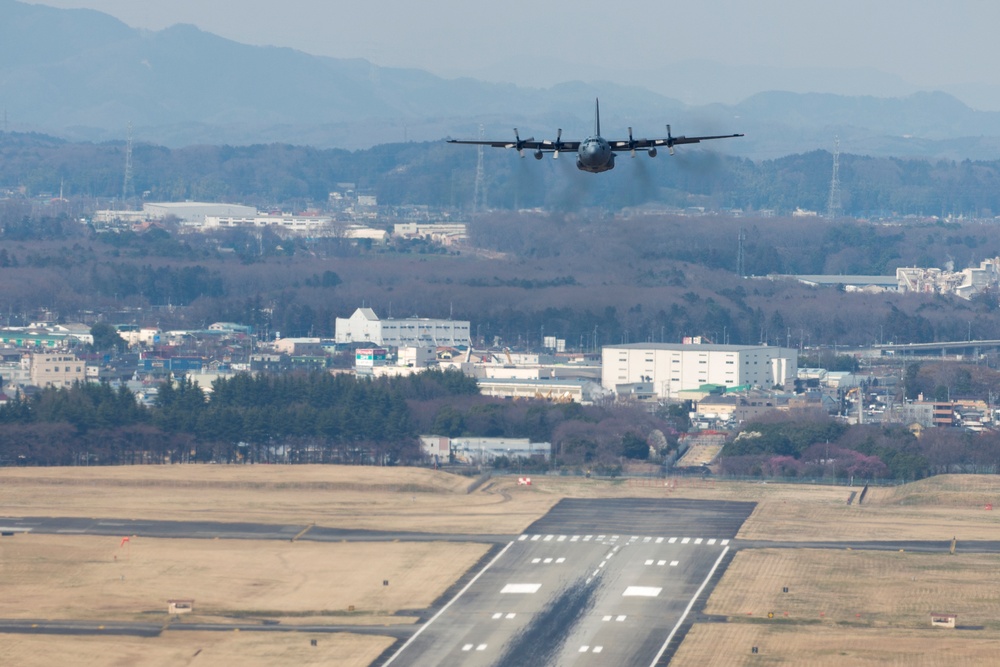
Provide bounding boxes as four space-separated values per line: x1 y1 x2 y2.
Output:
21 0 1000 109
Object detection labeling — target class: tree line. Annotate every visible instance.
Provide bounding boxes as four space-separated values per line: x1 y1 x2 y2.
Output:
0 371 681 472
720 410 1000 481
9 132 1000 214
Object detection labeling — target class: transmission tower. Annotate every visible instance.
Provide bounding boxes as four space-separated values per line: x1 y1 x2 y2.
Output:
826 136 842 219
472 124 486 217
737 227 746 277
122 121 134 208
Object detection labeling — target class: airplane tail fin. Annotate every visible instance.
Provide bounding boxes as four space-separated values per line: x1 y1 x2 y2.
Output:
594 98 601 136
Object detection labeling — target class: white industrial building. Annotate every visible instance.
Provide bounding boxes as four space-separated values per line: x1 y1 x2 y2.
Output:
602 343 798 399
335 308 470 347
142 202 257 223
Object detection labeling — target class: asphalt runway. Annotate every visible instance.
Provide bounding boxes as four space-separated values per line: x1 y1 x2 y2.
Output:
0 516 512 544
381 498 755 667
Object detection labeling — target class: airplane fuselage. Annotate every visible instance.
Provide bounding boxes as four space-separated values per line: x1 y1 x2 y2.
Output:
576 135 615 173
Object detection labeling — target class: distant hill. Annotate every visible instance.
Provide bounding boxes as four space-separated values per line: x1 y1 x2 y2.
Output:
3 0 1000 160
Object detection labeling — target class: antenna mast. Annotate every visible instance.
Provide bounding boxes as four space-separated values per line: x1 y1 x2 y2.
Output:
826 136 842 219
122 121 134 208
737 227 746 277
473 123 486 217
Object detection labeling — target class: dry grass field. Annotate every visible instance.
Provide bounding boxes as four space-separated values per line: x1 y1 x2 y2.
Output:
5 467 1000 665
671 624 1000 666
705 548 1000 628
0 534 487 623
0 631 392 667
0 465 558 534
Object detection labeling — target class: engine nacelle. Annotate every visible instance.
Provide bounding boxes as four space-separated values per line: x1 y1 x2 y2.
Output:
648 147 658 158
534 150 544 160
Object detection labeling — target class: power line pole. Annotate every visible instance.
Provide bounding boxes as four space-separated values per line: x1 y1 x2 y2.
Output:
473 123 486 217
737 226 746 277
827 136 842 219
122 121 134 208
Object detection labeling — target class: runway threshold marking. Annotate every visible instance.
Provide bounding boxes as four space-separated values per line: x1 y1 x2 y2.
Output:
648 545 731 667
382 540 514 666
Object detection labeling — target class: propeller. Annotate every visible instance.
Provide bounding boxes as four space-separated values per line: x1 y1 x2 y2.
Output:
543 128 565 158
628 127 636 158
509 128 534 157
666 124 675 155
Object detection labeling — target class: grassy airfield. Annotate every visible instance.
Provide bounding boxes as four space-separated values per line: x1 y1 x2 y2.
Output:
3 467 1000 665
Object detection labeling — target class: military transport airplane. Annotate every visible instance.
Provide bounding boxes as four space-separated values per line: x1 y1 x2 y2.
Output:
447 99 743 174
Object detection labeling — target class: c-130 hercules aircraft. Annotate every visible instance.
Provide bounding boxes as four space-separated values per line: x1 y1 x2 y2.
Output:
448 98 743 173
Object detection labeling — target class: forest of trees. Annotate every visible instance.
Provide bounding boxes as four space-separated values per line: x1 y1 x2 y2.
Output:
4 370 999 481
719 410 1000 481
7 132 1000 215
6 203 1000 351
0 371 679 473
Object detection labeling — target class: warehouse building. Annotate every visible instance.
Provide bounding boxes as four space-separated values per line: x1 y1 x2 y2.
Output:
335 308 470 347
602 342 798 400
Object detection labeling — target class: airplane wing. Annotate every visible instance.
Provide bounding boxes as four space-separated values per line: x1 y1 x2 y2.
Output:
446 139 581 150
447 137 580 153
610 126 744 154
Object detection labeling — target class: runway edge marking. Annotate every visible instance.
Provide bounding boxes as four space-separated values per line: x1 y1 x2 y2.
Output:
382 540 514 665
648 545 730 667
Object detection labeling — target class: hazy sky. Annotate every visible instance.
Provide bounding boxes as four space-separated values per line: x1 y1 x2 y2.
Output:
21 0 1000 89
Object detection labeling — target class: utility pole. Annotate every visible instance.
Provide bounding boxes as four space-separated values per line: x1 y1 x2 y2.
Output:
737 227 746 277
473 124 486 218
122 121 134 208
827 136 842 219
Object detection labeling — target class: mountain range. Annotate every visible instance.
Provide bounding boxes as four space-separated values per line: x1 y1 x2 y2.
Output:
3 0 1000 160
